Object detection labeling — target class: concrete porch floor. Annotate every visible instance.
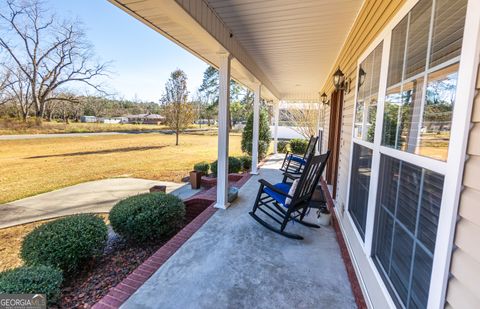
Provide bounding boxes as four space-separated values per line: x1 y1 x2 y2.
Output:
122 155 356 309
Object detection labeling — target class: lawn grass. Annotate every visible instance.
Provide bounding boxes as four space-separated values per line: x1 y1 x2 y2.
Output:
0 133 244 204
0 118 214 135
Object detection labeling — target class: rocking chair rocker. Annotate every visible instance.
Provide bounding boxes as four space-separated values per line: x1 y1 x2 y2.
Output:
249 151 330 239
280 135 319 174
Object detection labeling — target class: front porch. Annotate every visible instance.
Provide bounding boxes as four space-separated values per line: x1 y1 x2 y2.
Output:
115 155 356 308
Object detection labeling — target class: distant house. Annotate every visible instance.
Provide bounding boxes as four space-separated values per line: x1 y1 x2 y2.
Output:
80 116 97 123
125 113 165 125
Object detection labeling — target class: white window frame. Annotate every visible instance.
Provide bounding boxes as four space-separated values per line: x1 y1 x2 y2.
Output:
343 0 480 308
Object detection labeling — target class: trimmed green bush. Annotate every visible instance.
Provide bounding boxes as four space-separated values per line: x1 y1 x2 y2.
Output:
238 155 252 171
277 140 289 153
0 266 63 305
211 156 242 175
109 193 185 243
193 161 209 174
21 214 107 274
241 109 271 159
289 138 308 154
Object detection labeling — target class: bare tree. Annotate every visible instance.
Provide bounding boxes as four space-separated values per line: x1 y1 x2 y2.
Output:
0 0 109 122
162 69 194 145
283 104 320 139
0 69 13 105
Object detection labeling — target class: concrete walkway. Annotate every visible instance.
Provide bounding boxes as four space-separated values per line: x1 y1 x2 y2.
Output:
0 178 200 229
122 155 356 309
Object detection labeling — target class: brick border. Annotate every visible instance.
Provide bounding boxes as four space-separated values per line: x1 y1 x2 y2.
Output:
320 179 367 309
93 172 253 309
93 201 217 309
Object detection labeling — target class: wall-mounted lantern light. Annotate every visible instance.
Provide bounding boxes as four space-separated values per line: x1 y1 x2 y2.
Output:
332 67 351 94
320 92 329 105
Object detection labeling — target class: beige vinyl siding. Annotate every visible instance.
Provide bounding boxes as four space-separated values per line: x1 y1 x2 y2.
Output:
446 61 480 309
320 0 406 203
318 0 407 306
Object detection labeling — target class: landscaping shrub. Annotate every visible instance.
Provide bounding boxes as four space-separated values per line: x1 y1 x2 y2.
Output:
193 161 209 174
238 155 252 171
211 156 242 175
277 140 289 153
21 214 107 274
109 193 185 243
241 109 271 159
289 138 308 154
0 266 63 305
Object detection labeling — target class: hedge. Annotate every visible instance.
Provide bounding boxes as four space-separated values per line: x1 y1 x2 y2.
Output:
210 156 242 175
21 214 107 274
109 193 185 243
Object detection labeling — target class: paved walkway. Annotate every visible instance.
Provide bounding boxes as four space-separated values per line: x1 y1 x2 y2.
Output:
121 155 356 309
0 178 200 228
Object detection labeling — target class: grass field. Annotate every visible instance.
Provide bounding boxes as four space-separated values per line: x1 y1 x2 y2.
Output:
0 133 244 204
0 118 213 135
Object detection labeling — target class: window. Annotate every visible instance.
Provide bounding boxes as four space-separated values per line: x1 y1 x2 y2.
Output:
346 0 470 307
372 155 443 308
348 144 373 240
354 42 383 142
381 0 467 161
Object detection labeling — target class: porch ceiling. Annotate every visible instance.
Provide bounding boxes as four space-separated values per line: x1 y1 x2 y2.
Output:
205 0 363 101
109 0 363 102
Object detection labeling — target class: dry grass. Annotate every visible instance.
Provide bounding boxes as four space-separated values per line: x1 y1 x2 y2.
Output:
0 133 243 204
0 118 199 135
0 214 108 272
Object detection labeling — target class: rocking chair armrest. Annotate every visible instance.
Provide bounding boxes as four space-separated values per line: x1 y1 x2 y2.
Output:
258 179 293 198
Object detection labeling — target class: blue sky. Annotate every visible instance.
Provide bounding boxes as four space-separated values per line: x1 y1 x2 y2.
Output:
48 0 208 102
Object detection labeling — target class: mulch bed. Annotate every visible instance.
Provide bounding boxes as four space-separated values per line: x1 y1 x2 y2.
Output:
54 199 210 309
54 231 171 309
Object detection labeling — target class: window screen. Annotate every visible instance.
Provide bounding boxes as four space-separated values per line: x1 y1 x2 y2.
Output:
348 144 373 240
372 155 443 308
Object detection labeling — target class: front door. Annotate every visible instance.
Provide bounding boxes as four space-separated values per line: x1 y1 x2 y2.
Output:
326 89 343 198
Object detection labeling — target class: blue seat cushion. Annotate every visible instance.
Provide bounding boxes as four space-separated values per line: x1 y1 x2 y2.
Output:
288 155 306 165
263 182 292 207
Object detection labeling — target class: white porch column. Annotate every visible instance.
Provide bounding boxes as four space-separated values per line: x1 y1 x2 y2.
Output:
215 53 231 209
250 83 261 174
273 101 280 154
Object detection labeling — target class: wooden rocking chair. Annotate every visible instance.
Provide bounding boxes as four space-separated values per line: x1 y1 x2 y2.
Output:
280 136 319 174
249 151 330 239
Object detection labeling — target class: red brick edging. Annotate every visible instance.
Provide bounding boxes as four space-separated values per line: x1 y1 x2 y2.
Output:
93 172 253 309
320 179 367 309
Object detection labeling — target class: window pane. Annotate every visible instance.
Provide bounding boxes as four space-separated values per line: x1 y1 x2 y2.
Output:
348 144 373 239
399 77 425 153
430 0 467 67
418 64 458 161
355 42 383 142
418 171 443 252
405 0 431 79
382 86 402 148
354 100 364 139
388 17 408 87
373 155 444 308
366 99 377 143
382 76 424 152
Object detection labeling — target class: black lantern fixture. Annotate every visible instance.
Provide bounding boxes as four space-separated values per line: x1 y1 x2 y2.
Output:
333 67 345 90
332 67 351 93
320 92 329 105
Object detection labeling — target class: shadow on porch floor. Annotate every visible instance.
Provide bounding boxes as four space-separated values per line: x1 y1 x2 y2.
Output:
121 154 357 309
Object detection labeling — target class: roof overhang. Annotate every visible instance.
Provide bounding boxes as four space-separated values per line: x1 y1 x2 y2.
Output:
109 0 363 102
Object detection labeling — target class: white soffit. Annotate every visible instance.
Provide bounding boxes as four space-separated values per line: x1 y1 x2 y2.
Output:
205 0 363 101
109 0 363 102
